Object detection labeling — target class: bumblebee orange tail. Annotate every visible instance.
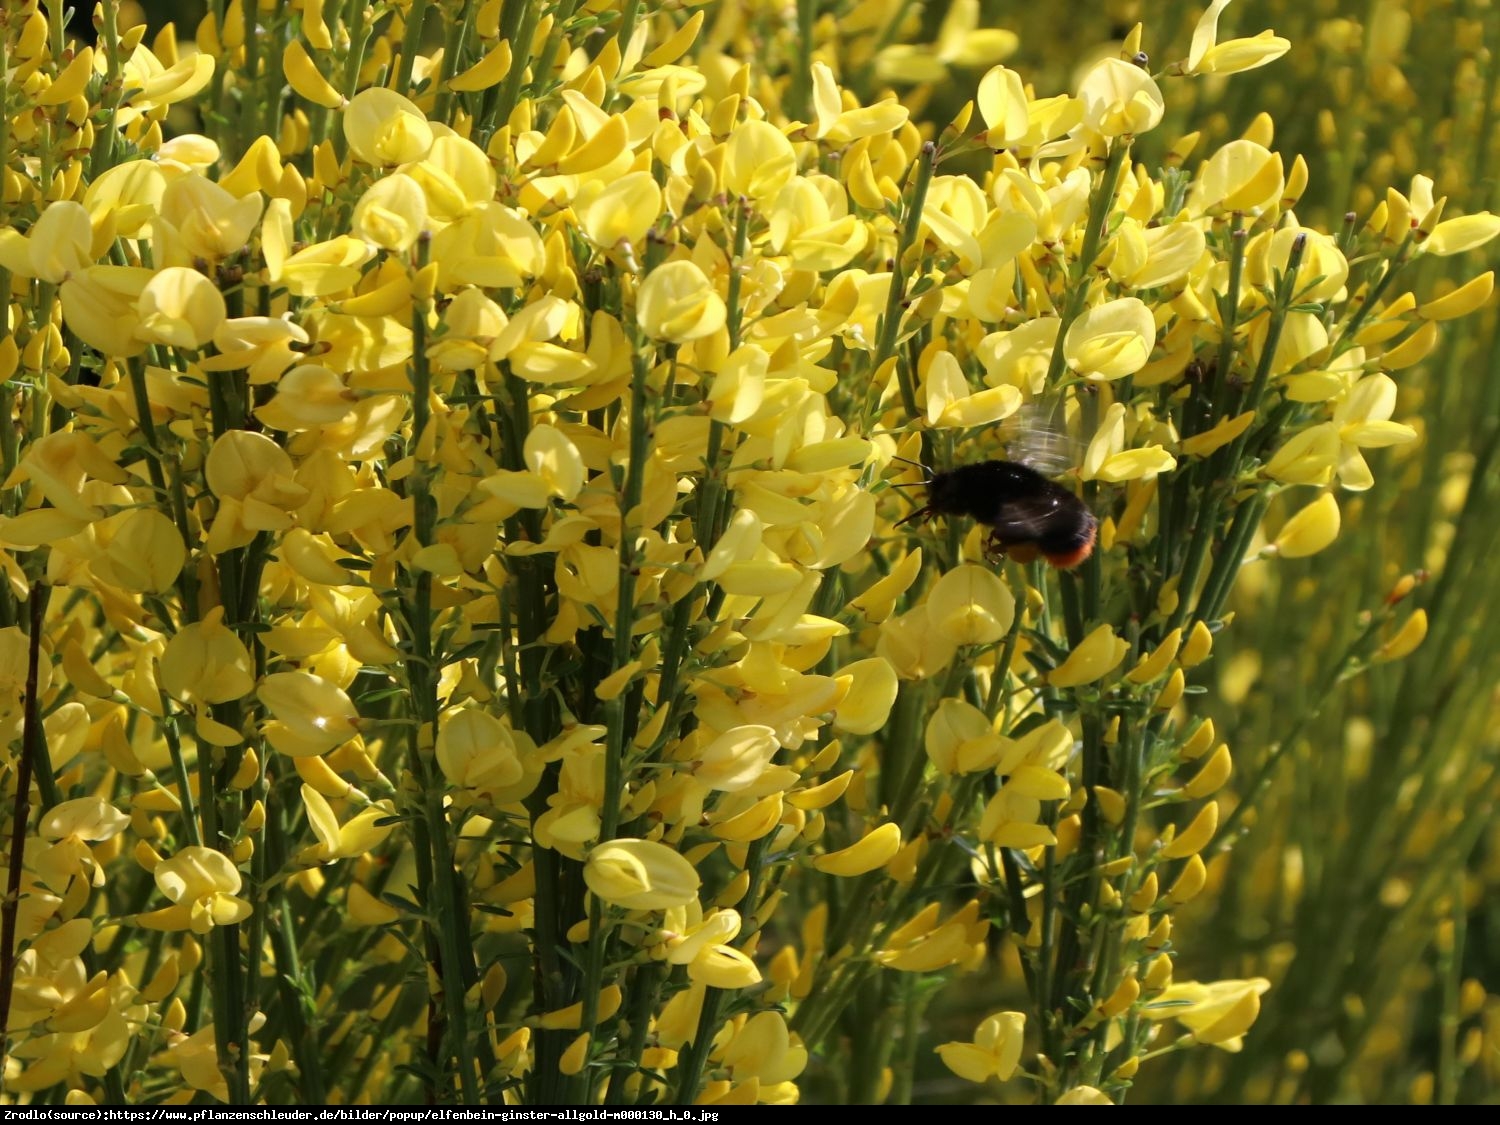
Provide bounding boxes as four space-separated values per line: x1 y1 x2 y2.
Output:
1042 533 1096 570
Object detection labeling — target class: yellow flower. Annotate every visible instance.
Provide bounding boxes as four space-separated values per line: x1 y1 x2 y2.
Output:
83 160 165 238
1145 977 1271 1050
812 823 902 876
8 967 146 1092
925 698 1004 774
584 839 701 911
524 424 587 502
156 1024 233 1101
657 982 707 1049
926 565 1016 647
722 1012 807 1086
1184 0 1291 76
1082 403 1178 483
1126 628 1183 684
1268 493 1341 558
92 509 186 595
664 908 763 989
850 546 922 624
977 66 1030 147
1424 212 1500 256
806 63 910 145
979 762 1070 848
1375 609 1428 662
1077 58 1164 138
979 319 1061 391
448 40 513 94
875 0 1018 85
831 657 899 735
1050 624 1130 688
1418 271 1494 320
6 919 94 1032
135 266 226 350
1264 373 1416 490
1160 801 1220 859
691 725 779 792
877 900 988 971
274 234 375 297
878 603 958 679
923 350 1022 428
1056 1085 1114 1104
158 173 264 260
1187 140 1284 216
722 120 798 202
159 607 256 705
351 172 429 253
407 135 495 222
59 266 151 358
1064 298 1157 381
637 260 726 343
1249 226 1348 303
0 200 93 281
436 708 525 797
137 846 253 934
344 87 433 165
282 37 344 108
937 1011 1025 1083
210 314 311 381
116 42 215 114
298 785 395 863
35 796 130 892
255 363 357 430
1109 219 1208 290
258 671 360 757
536 985 623 1030
580 171 662 251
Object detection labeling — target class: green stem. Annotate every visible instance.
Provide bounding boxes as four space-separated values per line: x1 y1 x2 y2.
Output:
403 236 479 1103
1042 141 1130 387
874 141 937 425
528 0 583 111
0 585 47 1083
432 0 477 123
673 836 777 1103
1195 491 1270 626
334 3 376 157
1231 234 1310 426
1333 234 1414 357
395 0 432 93
572 348 652 1099
1435 874 1464 1105
1204 224 1248 430
91 0 124 176
492 0 543 131
788 0 818 122
1168 238 1309 634
603 962 661 1105
127 356 170 500
238 0 262 145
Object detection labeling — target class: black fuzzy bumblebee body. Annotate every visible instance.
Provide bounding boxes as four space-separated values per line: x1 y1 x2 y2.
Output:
898 460 1098 569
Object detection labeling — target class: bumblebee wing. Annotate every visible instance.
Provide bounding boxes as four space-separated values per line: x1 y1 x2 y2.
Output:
986 493 1070 542
999 407 1082 477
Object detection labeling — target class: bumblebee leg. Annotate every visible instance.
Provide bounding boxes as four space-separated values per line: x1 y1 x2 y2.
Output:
984 531 1011 565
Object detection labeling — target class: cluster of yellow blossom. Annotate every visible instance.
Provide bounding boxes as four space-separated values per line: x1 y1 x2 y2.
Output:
0 0 1489 1107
